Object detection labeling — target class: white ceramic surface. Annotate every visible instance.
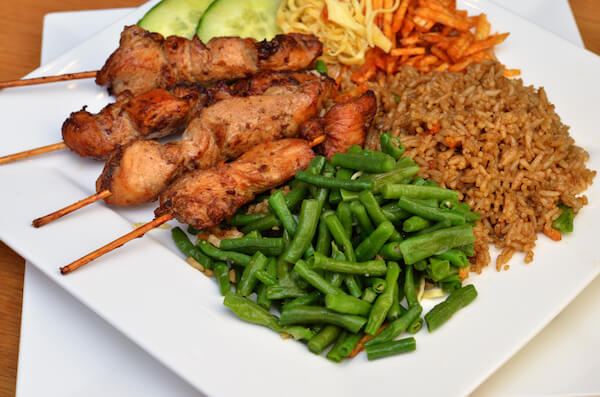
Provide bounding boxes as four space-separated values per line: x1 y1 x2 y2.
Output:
7 2 597 391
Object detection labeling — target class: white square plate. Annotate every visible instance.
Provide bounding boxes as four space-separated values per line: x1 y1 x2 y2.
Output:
2 1 599 396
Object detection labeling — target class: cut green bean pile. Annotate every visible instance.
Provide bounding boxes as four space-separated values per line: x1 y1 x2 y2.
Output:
171 134 479 362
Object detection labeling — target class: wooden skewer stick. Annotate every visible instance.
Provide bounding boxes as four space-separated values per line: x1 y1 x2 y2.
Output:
0 142 67 165
0 71 97 90
33 190 112 228
60 214 173 275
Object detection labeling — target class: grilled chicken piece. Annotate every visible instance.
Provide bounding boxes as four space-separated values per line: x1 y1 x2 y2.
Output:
62 84 227 160
298 91 377 159
97 75 335 206
156 139 314 229
96 25 322 97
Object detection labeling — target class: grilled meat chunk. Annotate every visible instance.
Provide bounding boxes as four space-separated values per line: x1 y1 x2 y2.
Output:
156 139 314 228
96 25 322 97
298 91 377 159
97 75 335 206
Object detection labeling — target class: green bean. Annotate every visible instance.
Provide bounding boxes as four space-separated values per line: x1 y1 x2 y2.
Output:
279 305 367 333
403 216 431 232
276 230 291 280
336 201 353 237
186 225 200 235
404 265 420 309
223 293 313 341
381 202 411 223
326 331 350 362
364 277 387 293
449 201 480 223
282 199 320 263
295 171 373 191
379 241 403 260
313 252 386 276
198 241 251 267
331 152 396 173
413 198 439 208
399 224 476 265
386 281 406 322
359 191 402 241
237 252 268 296
414 259 427 271
245 230 261 238
365 337 416 360
369 164 420 193
229 212 267 226
240 214 281 234
171 227 213 269
315 218 332 256
268 190 297 236
315 60 328 74
344 275 363 298
552 204 574 233
428 258 451 281
293 260 344 296
350 201 375 235
266 283 308 299
255 269 277 286
285 291 322 309
380 133 405 159
365 261 400 335
324 213 356 262
361 287 377 303
329 168 353 205
435 249 469 268
325 293 372 316
381 184 459 201
213 262 231 296
219 237 284 256
408 318 423 334
365 305 422 346
425 284 478 332
308 325 341 354
414 219 452 236
256 258 277 309
356 221 396 261
397 197 465 226
457 243 475 257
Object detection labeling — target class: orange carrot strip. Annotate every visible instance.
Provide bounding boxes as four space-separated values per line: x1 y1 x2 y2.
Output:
430 45 450 62
543 225 562 241
401 18 415 38
445 135 460 148
383 0 395 41
448 57 472 72
390 46 426 56
435 62 449 71
503 68 521 77
415 7 470 31
373 0 383 27
463 32 509 56
348 324 389 358
474 13 490 40
446 33 472 61
392 0 410 33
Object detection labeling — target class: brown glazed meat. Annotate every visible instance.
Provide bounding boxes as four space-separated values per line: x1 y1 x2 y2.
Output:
298 90 377 159
63 71 318 160
62 84 229 160
156 139 314 229
96 25 322 97
97 74 335 206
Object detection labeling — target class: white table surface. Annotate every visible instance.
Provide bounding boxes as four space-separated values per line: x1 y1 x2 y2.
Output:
15 2 598 396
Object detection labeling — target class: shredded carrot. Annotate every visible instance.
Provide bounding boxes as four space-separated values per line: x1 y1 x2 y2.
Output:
390 46 426 56
445 135 460 148
334 82 370 103
463 33 509 57
543 225 562 241
348 323 389 358
474 13 490 40
392 0 410 33
503 68 521 77
427 123 441 134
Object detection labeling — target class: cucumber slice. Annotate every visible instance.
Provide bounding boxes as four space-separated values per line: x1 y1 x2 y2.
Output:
138 0 215 39
196 0 281 42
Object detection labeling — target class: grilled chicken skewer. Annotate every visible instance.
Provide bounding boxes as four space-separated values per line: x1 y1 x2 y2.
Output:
60 138 317 275
1 70 324 165
33 74 335 227
0 27 322 96
97 26 322 97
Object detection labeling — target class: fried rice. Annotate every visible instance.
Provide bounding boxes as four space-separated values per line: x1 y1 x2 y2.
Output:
349 60 595 272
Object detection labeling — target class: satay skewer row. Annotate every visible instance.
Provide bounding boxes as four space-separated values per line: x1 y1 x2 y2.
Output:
60 137 324 275
0 71 97 90
0 26 322 97
33 75 338 228
2 71 319 165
